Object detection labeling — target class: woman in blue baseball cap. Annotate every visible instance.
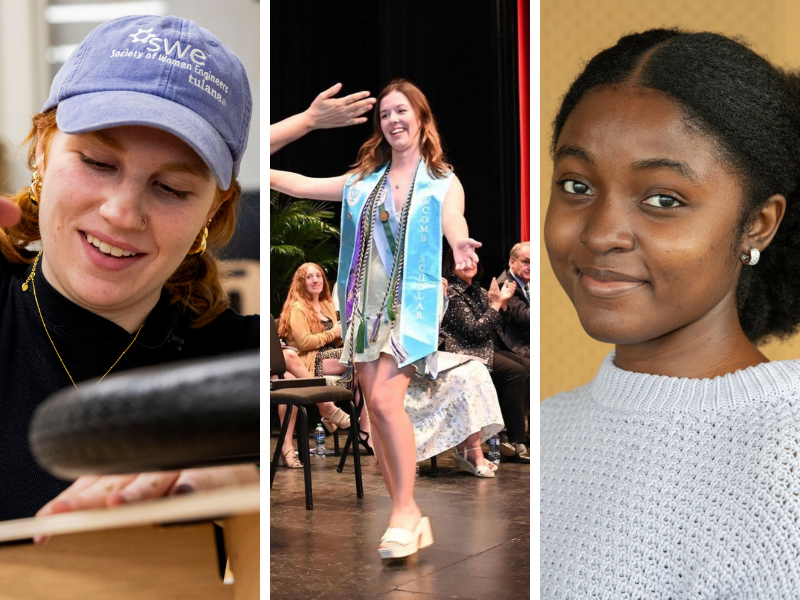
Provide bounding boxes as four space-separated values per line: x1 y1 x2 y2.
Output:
0 15 258 522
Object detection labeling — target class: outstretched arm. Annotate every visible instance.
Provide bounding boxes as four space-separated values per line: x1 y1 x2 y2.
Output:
270 170 349 202
270 83 376 155
441 175 481 270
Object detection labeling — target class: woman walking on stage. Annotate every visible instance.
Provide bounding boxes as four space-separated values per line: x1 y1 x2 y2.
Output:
271 78 480 559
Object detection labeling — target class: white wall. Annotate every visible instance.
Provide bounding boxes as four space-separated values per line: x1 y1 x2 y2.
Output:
169 0 260 192
0 0 48 194
0 0 260 194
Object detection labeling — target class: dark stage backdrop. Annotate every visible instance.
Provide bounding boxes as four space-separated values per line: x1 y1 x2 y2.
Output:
270 0 521 286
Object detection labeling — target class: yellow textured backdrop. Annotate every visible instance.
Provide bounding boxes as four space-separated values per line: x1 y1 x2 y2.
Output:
540 0 800 400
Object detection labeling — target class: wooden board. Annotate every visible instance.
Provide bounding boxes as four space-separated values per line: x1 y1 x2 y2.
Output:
0 484 259 542
0 485 260 600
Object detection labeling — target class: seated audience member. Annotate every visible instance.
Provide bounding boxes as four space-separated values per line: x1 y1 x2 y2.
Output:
406 356 503 478
277 263 379 462
440 249 530 462
497 242 530 359
278 263 347 381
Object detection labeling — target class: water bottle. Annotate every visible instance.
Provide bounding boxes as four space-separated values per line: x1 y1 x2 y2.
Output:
487 435 501 465
314 423 326 457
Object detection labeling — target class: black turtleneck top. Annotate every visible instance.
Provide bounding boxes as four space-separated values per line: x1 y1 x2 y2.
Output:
0 253 259 522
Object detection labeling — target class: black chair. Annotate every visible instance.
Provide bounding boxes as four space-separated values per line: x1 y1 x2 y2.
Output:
269 316 362 509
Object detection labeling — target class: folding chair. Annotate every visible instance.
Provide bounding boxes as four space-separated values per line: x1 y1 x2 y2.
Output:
269 316 362 509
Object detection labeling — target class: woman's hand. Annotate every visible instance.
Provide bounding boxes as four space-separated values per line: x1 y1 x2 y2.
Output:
488 277 503 311
499 279 517 307
270 84 375 155
332 321 343 339
452 238 482 270
306 83 376 129
35 465 259 517
0 197 21 228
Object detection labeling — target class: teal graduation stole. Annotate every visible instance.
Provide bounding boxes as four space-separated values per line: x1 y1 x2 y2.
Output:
337 161 452 368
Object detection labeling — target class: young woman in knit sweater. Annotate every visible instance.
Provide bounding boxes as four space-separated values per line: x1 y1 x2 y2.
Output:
541 30 800 598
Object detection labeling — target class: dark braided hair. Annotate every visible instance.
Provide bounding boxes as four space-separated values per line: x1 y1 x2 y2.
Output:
552 29 800 345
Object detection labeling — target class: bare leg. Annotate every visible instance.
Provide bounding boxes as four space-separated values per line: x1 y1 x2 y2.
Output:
322 358 346 374
273 366 301 457
282 348 310 378
370 421 392 497
318 359 348 420
356 355 420 539
276 403 299 456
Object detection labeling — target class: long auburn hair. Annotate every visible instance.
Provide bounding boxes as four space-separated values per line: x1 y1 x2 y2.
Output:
351 78 452 179
277 262 334 338
1 108 242 328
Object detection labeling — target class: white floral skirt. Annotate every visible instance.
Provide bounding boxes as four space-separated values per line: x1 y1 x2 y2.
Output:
404 354 504 461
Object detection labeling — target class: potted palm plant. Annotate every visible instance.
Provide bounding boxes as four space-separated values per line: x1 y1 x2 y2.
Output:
270 191 340 316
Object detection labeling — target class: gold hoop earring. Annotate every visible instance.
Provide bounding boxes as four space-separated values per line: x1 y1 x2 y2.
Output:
190 219 212 256
139 219 146 232
29 167 42 206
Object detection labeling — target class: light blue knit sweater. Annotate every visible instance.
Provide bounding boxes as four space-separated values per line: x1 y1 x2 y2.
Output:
541 353 800 599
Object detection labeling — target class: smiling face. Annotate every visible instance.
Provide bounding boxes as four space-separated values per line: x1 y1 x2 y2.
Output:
379 91 421 153
544 86 749 345
304 264 325 299
37 125 220 324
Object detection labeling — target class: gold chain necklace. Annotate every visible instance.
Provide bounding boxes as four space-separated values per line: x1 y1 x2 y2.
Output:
22 250 143 389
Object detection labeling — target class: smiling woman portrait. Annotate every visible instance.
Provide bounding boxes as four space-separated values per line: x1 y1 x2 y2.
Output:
541 29 800 598
0 15 258 523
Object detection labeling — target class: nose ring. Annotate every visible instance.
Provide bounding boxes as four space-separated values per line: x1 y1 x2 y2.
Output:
139 219 146 232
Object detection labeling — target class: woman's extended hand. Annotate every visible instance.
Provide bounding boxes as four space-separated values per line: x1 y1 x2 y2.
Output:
453 238 482 270
35 465 259 518
332 321 343 338
0 197 21 228
307 83 377 129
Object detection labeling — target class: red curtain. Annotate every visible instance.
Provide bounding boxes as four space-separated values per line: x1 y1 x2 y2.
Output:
517 0 530 242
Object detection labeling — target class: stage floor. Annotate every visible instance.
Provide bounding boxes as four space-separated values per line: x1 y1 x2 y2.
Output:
270 435 531 600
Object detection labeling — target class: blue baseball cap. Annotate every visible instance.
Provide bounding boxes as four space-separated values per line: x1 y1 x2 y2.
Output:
42 15 252 190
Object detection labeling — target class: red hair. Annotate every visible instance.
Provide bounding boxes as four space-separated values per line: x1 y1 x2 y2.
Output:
351 78 452 179
277 263 333 338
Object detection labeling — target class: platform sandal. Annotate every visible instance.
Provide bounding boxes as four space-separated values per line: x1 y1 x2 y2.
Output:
378 516 434 559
